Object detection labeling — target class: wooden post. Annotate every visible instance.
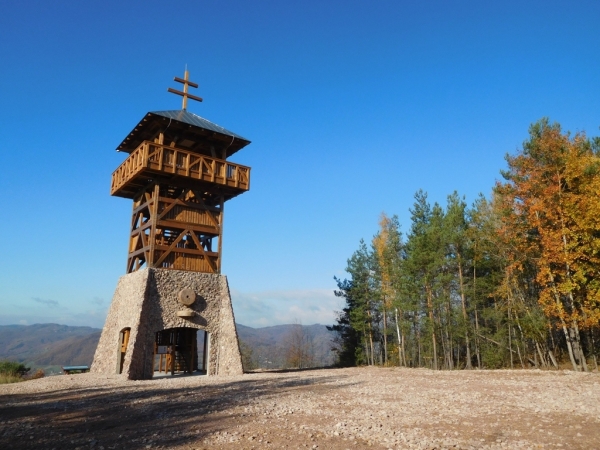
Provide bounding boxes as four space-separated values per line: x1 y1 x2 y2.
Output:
217 196 224 274
148 184 160 267
190 330 195 373
170 332 175 376
203 330 208 372
182 70 189 110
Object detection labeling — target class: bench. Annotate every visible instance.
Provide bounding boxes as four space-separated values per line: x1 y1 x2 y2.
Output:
62 365 90 375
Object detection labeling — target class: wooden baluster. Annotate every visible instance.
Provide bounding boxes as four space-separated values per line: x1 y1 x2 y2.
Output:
143 142 149 168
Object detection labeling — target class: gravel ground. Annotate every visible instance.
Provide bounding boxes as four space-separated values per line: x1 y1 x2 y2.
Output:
0 367 599 449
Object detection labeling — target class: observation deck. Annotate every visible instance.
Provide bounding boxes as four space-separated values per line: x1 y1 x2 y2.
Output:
111 140 251 199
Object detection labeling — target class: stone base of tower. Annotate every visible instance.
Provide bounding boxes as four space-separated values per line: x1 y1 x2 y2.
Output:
91 268 243 380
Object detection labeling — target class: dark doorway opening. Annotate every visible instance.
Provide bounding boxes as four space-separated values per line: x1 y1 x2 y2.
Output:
153 328 208 376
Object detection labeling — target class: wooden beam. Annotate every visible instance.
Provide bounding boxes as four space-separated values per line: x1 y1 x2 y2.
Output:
155 219 219 236
153 244 218 258
159 195 221 213
217 195 224 274
128 246 151 258
188 232 217 273
174 76 198 88
147 184 160 267
186 193 222 231
131 217 220 236
153 230 188 266
167 87 203 103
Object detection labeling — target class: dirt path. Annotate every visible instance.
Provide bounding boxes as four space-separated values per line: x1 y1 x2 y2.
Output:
0 367 598 449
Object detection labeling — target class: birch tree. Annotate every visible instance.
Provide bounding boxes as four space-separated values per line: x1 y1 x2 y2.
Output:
373 213 404 365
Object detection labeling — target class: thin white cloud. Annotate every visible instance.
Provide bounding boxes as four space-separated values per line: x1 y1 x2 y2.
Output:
7 289 342 330
91 297 104 306
31 297 60 308
230 288 343 328
0 309 106 329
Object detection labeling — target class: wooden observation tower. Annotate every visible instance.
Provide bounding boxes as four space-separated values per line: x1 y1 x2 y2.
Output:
92 71 249 379
111 70 251 274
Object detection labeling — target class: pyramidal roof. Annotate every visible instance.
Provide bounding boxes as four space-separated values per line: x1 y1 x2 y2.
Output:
150 110 249 141
116 109 250 155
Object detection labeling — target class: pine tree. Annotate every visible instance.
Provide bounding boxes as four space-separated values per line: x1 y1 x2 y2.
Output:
330 240 379 366
444 192 472 368
404 191 447 369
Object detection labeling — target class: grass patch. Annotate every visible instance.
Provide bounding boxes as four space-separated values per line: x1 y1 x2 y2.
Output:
0 373 25 384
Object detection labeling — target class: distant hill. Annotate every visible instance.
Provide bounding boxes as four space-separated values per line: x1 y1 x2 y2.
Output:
236 323 336 369
0 322 335 374
0 324 101 374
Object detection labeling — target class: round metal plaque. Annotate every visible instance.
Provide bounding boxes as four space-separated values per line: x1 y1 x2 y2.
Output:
178 289 196 306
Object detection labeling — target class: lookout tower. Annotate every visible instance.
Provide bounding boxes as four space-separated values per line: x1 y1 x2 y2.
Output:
92 71 249 379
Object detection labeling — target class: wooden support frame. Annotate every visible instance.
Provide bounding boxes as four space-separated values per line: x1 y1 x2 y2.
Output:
113 91 250 276
126 185 224 274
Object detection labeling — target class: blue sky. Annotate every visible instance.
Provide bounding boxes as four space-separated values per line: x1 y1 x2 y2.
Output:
1 0 599 328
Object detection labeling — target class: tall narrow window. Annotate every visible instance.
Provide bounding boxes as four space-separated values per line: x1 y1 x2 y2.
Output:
118 328 131 374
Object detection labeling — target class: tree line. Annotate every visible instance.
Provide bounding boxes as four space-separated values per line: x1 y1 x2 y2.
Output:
329 119 600 371
239 323 336 371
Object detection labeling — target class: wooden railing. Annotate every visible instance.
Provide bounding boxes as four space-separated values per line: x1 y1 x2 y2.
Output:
111 141 251 196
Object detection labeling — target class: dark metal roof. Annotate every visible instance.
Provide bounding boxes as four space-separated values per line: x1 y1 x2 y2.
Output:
150 110 249 141
116 110 251 156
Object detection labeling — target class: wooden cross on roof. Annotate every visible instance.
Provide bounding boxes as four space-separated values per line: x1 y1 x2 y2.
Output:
167 69 203 110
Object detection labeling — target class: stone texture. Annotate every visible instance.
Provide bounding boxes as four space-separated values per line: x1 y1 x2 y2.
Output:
91 268 243 379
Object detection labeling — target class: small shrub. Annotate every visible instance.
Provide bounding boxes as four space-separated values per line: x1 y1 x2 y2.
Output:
480 343 506 369
24 369 45 380
0 360 30 377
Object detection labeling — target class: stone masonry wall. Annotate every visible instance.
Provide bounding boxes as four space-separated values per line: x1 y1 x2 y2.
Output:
91 268 243 379
91 269 149 376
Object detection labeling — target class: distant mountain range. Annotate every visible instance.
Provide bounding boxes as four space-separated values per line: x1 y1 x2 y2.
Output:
0 324 101 374
0 323 336 374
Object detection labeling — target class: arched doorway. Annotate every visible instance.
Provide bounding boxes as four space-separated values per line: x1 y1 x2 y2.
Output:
153 327 209 376
117 328 131 374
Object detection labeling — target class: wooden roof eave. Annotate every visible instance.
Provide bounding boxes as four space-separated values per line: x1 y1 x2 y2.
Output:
116 112 250 157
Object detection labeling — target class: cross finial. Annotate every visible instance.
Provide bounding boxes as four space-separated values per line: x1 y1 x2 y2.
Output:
167 69 203 110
